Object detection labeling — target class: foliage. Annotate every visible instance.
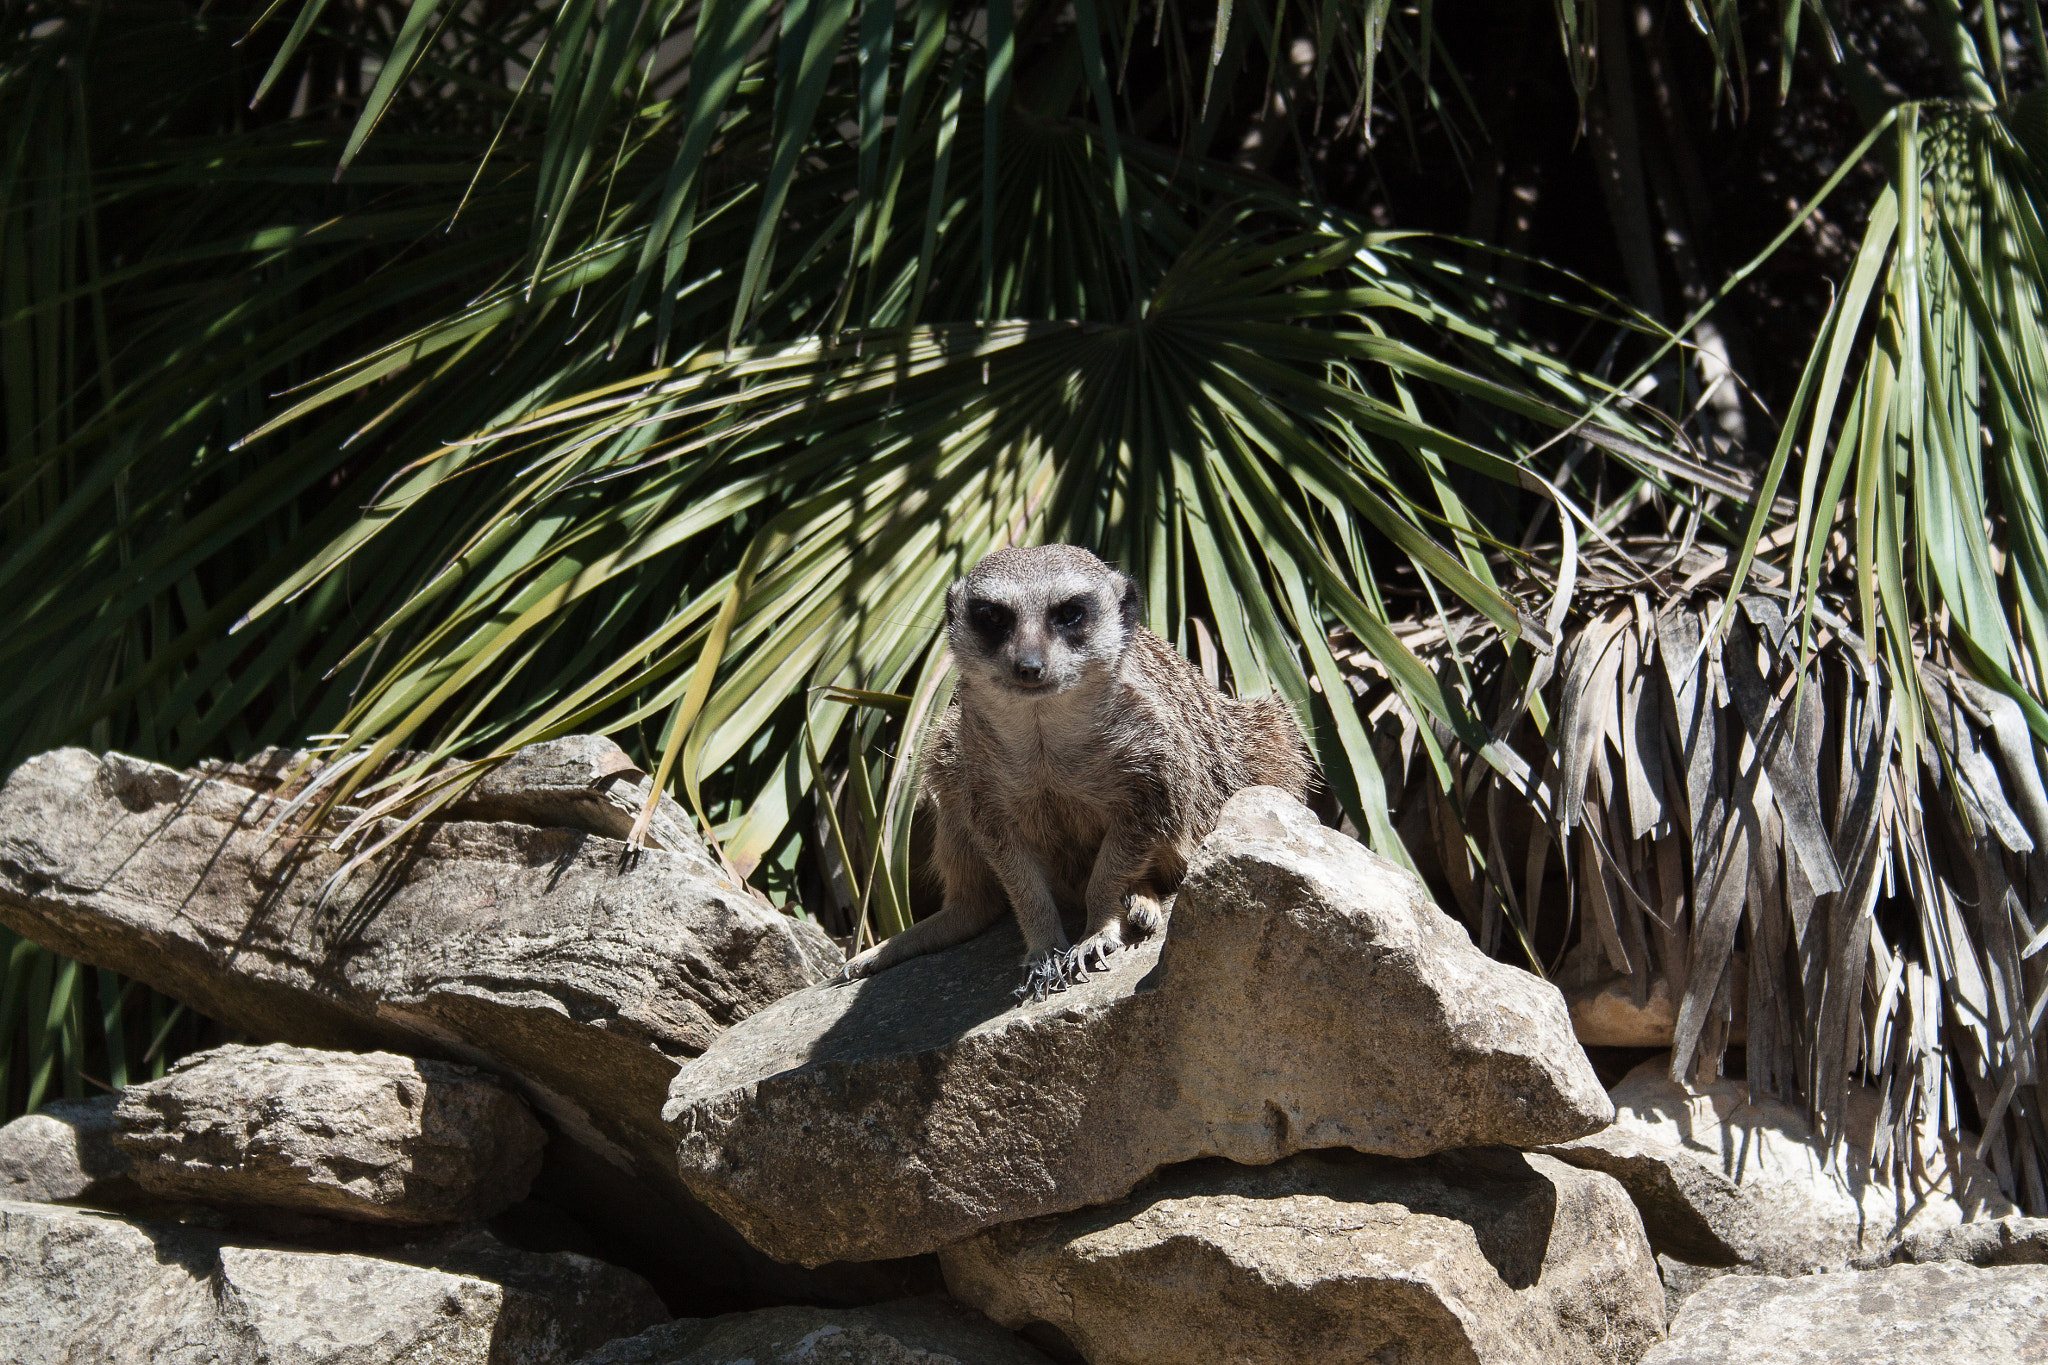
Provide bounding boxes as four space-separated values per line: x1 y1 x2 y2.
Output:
1592 22 2048 1204
0 0 1711 889
0 925 202 1115
1355 541 2048 1209
1313 0 2048 1209
5 0 2048 1225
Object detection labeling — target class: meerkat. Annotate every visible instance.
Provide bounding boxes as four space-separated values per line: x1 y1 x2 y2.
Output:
841 544 1316 999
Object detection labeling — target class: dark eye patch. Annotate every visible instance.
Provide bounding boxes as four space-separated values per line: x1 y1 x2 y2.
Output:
1050 596 1089 630
966 599 1014 641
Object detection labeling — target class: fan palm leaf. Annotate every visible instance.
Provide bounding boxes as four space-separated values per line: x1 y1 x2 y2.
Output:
257 210 1703 904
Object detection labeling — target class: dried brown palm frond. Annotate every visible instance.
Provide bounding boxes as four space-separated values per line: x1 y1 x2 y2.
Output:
1340 540 2048 1214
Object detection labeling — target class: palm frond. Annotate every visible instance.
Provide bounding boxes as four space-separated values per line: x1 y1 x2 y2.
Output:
1350 546 2048 1212
253 212 1704 891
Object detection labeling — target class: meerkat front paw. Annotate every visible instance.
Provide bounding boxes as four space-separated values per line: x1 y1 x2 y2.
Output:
1014 949 1072 1001
1062 928 1124 981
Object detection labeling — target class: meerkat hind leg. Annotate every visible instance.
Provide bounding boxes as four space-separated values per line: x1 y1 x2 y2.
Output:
840 896 1006 981
841 837 1006 981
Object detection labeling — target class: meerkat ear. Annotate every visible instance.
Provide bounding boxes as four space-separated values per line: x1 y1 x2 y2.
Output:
1117 574 1141 630
944 578 964 626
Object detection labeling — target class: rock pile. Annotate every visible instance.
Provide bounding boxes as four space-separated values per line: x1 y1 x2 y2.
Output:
1 1198 668 1365
4 738 2042 1362
658 789 1665 1363
1541 1056 2015 1279
665 788 1614 1265
0 742 918 1309
0 1033 668 1363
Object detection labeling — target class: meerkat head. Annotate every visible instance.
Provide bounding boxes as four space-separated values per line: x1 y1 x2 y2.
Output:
945 545 1140 697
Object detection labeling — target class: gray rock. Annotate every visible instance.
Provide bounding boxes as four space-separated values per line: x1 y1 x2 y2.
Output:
0 1096 137 1205
573 1298 1055 1365
1541 1122 1750 1268
1540 1057 2015 1274
114 1042 545 1225
1653 1255 1729 1325
196 737 693 853
940 1149 1664 1365
0 745 877 1307
1884 1213 2048 1267
665 788 1611 1266
1640 1261 2048 1364
0 1197 668 1365
445 735 696 854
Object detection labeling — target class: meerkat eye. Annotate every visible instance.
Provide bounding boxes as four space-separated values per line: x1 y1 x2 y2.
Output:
966 600 1013 639
1051 597 1088 629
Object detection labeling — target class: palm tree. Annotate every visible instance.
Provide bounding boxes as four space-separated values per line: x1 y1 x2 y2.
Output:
4 0 2046 1215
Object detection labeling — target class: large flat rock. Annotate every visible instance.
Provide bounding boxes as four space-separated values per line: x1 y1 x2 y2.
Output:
114 1042 545 1225
0 1197 668 1365
940 1149 1665 1365
664 788 1611 1265
572 1298 1055 1365
1540 1056 2014 1272
0 744 918 1309
1641 1261 2048 1364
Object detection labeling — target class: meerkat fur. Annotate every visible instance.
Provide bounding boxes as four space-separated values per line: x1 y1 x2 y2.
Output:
840 544 1316 999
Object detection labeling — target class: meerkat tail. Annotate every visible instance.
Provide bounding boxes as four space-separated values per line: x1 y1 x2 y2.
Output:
1228 695 1317 801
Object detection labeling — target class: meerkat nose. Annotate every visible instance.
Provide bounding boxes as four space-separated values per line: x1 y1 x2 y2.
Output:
1015 657 1044 682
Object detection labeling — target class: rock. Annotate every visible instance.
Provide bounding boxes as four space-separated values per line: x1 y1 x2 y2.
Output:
1558 946 1744 1049
413 1226 674 1353
1567 974 1682 1048
445 736 696 854
0 1197 668 1365
1653 1255 1728 1323
573 1298 1055 1365
0 745 889 1309
0 1096 138 1206
1540 1055 2015 1273
196 737 696 853
940 1149 1663 1365
1641 1261 2048 1364
1539 1121 1749 1268
113 1042 545 1225
1884 1213 2048 1267
665 788 1611 1266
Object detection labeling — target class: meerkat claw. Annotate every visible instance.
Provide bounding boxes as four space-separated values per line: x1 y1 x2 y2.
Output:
1062 935 1117 982
1015 952 1070 1001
